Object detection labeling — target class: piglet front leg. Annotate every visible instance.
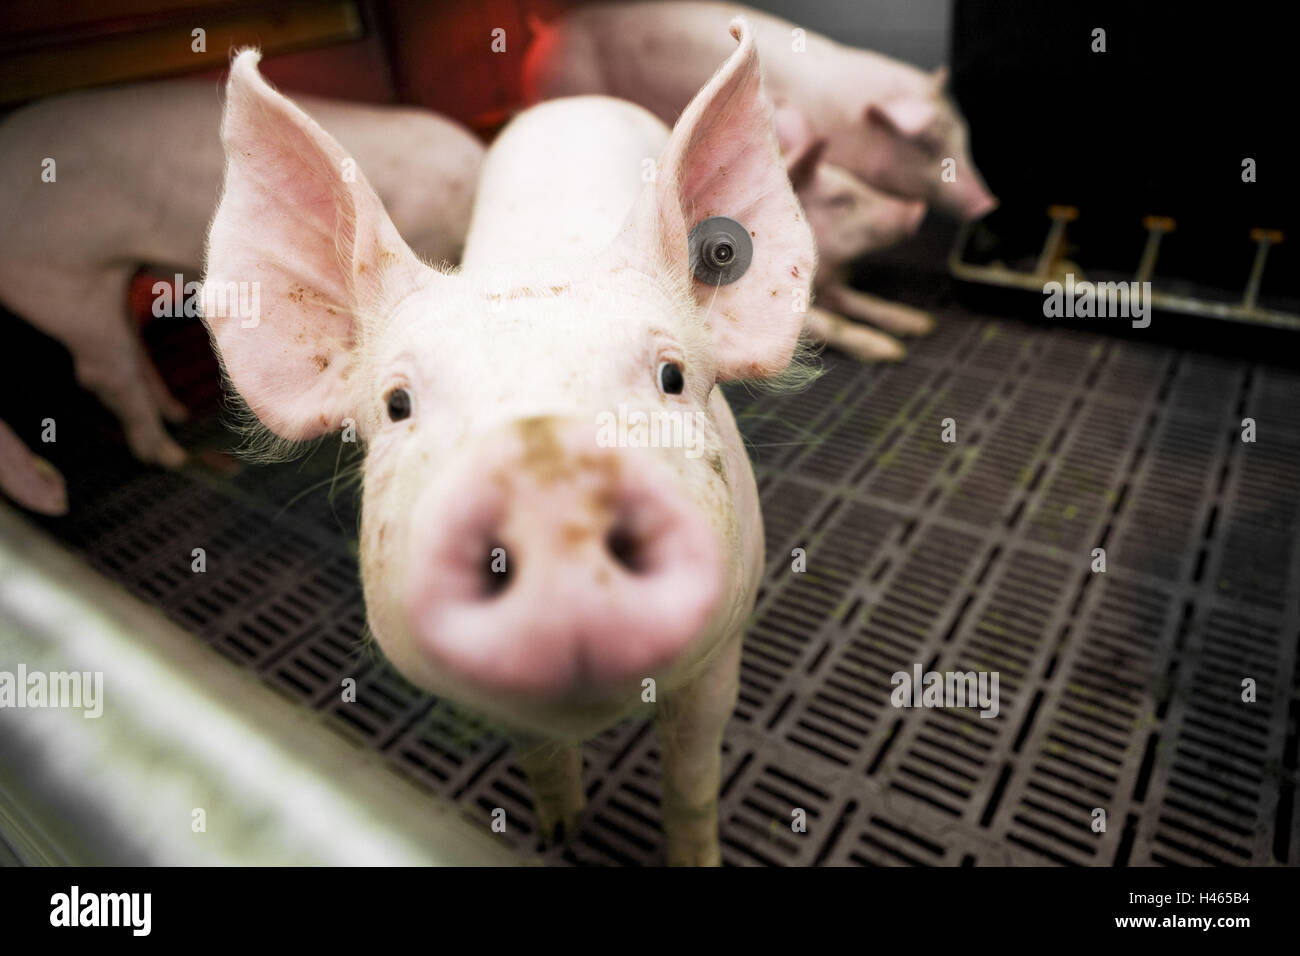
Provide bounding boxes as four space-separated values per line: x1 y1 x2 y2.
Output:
514 734 586 848
656 635 741 866
820 281 935 338
806 305 906 362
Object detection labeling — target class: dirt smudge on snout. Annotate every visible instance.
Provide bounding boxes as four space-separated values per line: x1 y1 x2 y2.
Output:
561 522 594 550
516 416 566 485
515 420 623 548
584 477 619 521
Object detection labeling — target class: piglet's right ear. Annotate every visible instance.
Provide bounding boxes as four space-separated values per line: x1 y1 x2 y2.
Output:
202 49 429 441
626 19 816 382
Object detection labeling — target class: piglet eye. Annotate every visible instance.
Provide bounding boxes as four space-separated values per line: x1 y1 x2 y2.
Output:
658 361 685 395
386 388 412 421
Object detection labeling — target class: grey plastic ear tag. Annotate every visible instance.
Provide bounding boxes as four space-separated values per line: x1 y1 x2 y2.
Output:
688 217 752 286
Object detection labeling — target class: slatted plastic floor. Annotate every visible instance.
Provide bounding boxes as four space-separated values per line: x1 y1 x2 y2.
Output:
20 294 1300 867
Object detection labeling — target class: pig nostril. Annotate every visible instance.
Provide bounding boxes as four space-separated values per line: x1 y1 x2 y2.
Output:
481 541 512 598
606 525 647 574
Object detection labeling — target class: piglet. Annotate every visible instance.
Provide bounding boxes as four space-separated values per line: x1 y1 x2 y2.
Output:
0 80 482 514
774 108 933 362
202 21 813 865
523 0 997 221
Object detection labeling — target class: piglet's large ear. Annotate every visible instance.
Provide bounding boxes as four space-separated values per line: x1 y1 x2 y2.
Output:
866 96 940 139
202 49 429 441
627 18 816 382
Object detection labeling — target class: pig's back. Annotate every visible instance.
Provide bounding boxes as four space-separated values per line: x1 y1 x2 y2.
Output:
309 98 484 266
524 2 844 119
0 82 482 272
0 82 227 269
461 96 668 269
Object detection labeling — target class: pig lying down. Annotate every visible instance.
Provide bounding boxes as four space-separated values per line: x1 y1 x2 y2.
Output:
0 81 482 514
523 0 999 360
203 20 814 864
773 108 933 361
523 0 996 218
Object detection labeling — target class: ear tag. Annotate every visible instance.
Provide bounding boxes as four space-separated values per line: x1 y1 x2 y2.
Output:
688 217 753 286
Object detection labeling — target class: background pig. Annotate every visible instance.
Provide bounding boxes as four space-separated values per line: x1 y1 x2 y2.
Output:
202 21 813 865
0 81 483 515
522 0 997 221
775 107 933 361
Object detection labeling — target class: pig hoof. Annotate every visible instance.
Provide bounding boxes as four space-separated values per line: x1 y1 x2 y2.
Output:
3 456 69 516
161 399 190 425
839 335 906 363
149 440 188 469
906 310 936 337
536 805 585 849
667 841 722 867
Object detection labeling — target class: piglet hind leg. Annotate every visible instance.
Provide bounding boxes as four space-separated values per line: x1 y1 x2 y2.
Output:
656 634 742 866
513 734 586 849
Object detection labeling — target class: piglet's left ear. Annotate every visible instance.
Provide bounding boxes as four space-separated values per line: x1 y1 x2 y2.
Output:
627 17 816 382
867 96 939 139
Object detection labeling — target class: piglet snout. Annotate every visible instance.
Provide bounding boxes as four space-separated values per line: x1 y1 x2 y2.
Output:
408 417 724 697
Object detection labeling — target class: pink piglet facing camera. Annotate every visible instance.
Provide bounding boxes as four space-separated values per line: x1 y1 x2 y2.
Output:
201 20 815 865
